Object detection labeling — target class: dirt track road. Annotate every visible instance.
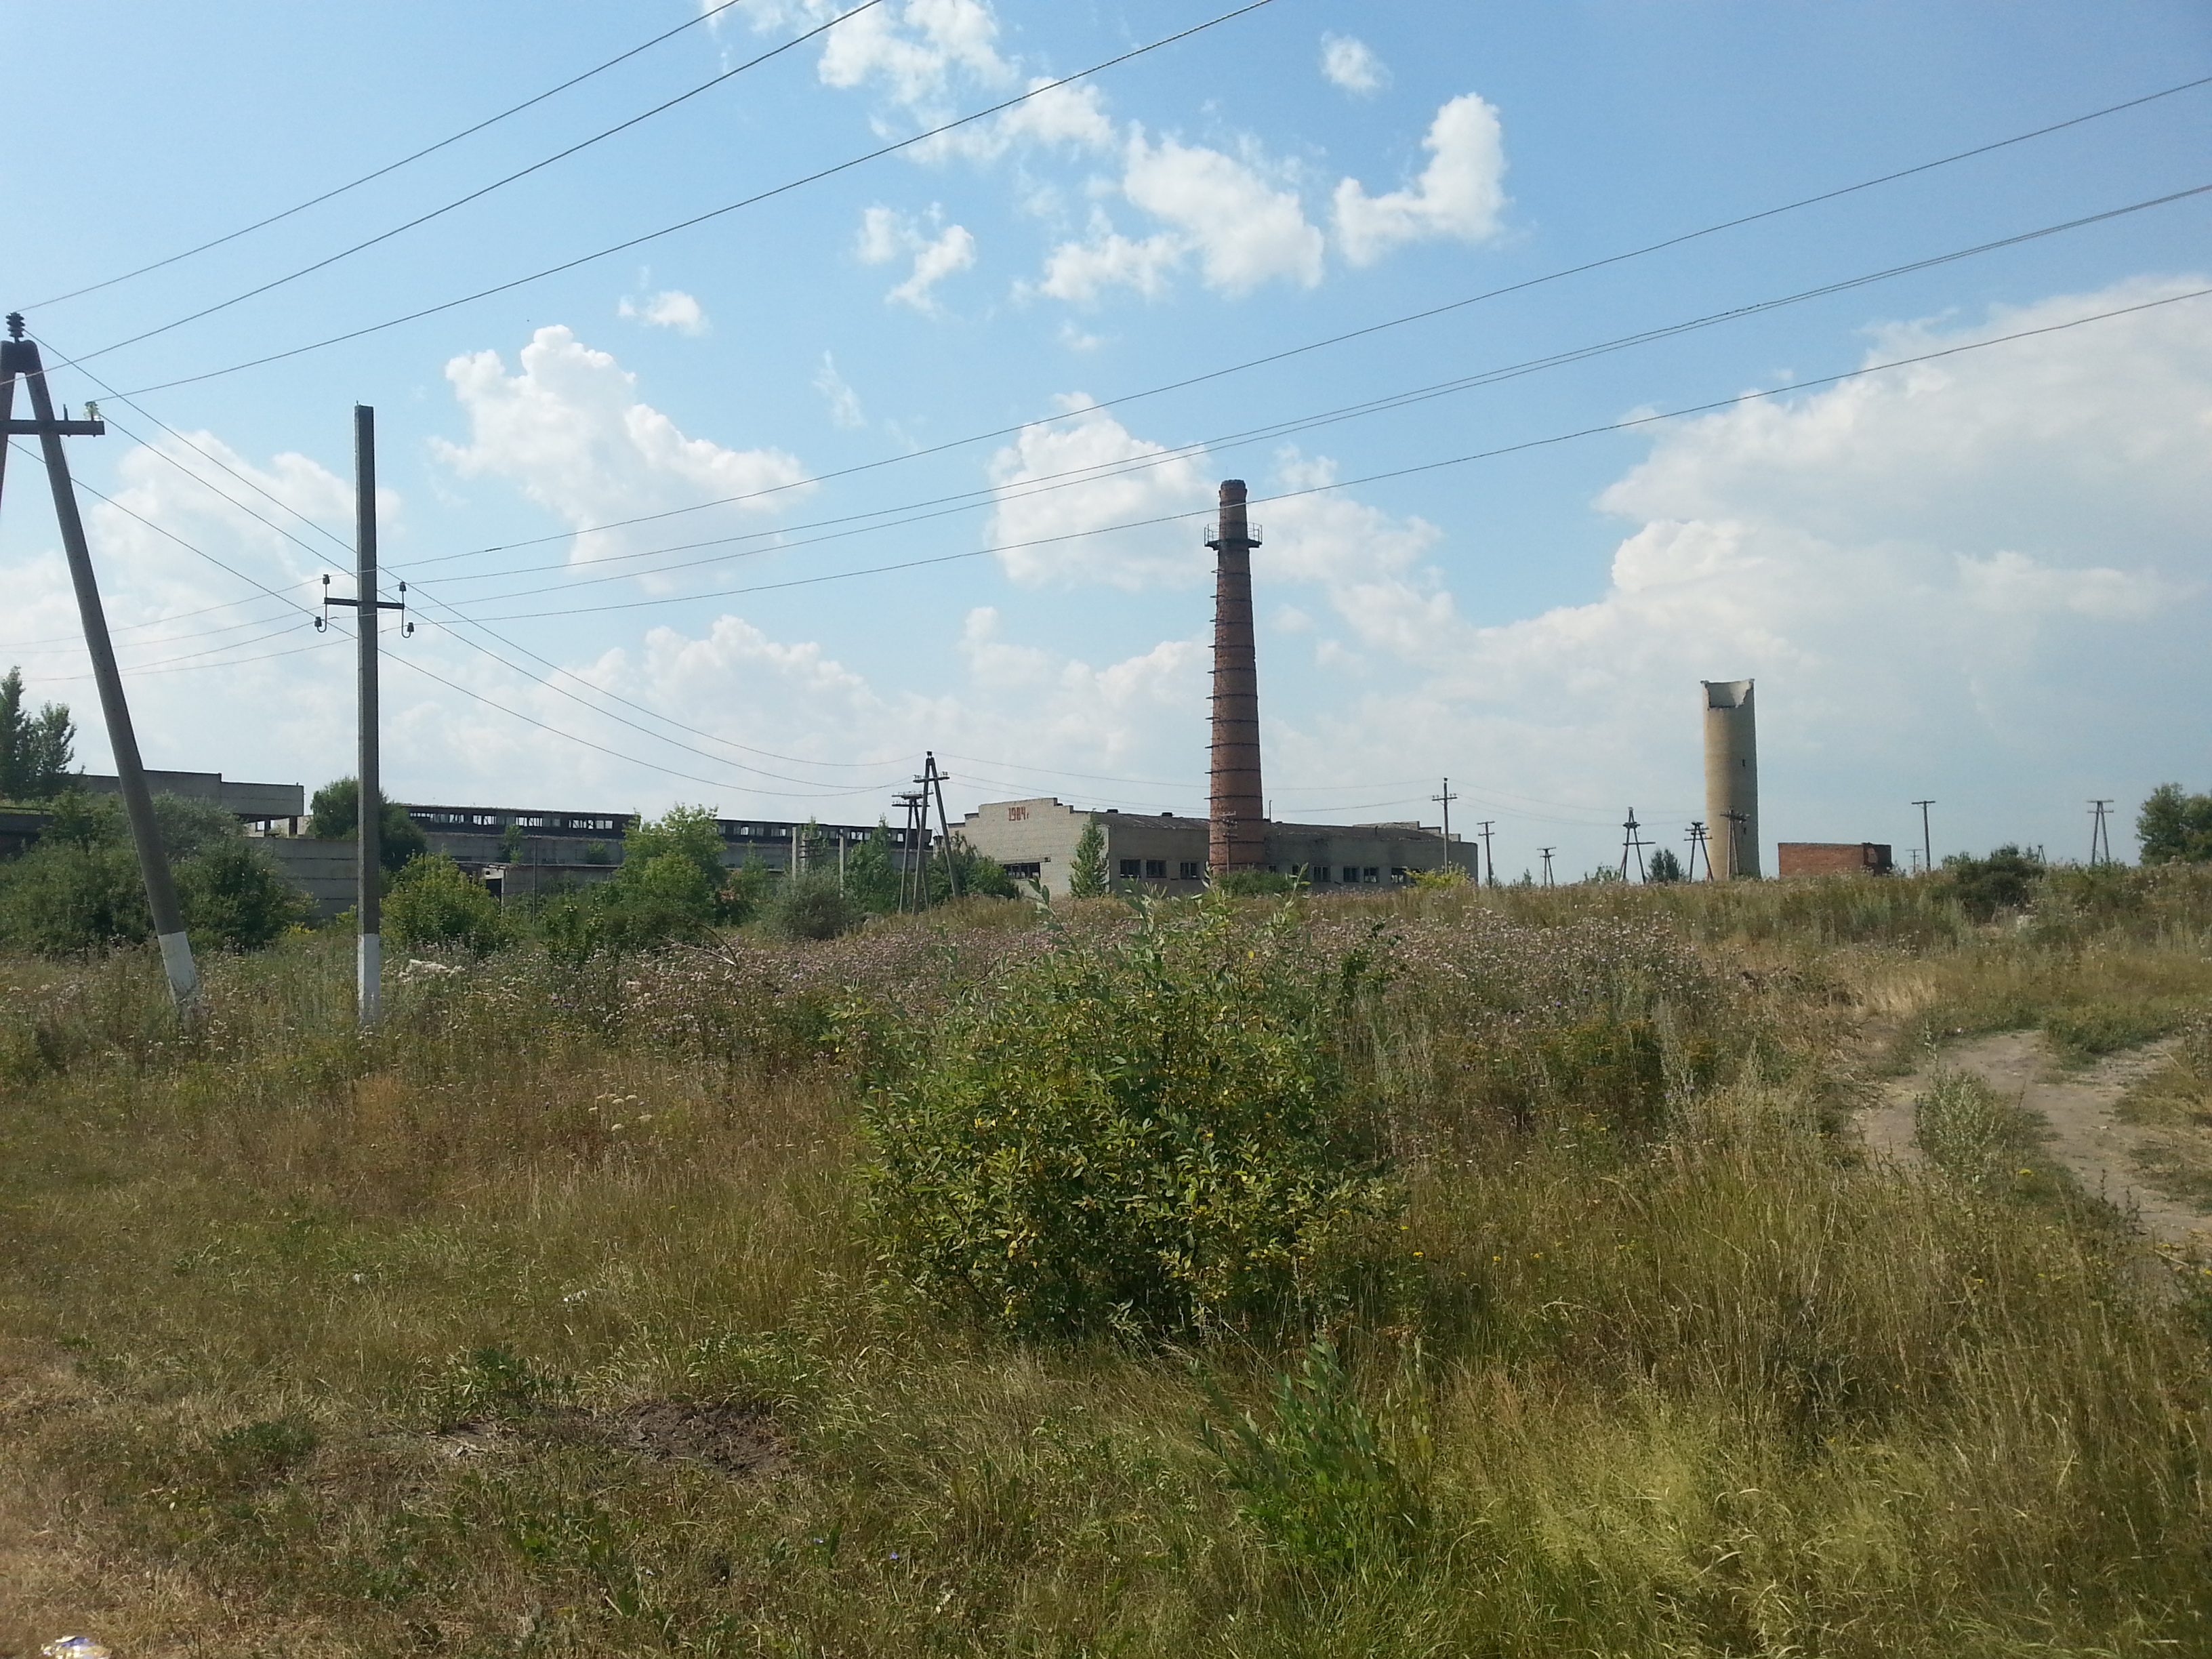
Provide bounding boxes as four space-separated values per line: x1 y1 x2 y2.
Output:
1868 1030 2212 1252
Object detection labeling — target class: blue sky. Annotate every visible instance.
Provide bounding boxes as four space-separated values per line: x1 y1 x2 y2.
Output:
1 0 2207 876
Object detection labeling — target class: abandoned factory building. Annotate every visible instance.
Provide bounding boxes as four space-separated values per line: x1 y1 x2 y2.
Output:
957 797 1477 899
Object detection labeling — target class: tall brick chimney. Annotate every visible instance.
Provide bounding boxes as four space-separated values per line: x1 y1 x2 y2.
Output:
1207 480 1265 872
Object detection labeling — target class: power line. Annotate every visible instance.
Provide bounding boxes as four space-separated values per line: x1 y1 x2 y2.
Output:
102 0 1283 397
73 0 888 364
25 0 760 311
439 284 2212 625
79 66 2207 562
381 180 2212 608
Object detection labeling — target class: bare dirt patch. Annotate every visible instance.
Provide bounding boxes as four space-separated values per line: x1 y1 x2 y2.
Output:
1867 1030 2212 1250
600 1398 790 1477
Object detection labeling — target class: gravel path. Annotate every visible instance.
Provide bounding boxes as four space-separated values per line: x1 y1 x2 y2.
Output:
1868 1030 2212 1251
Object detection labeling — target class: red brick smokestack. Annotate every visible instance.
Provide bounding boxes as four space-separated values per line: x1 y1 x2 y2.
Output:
1208 479 1265 872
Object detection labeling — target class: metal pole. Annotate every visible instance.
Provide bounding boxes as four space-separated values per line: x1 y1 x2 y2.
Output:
5 325 200 1016
355 406 382 1027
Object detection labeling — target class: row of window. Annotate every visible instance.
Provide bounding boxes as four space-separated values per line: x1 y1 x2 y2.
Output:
1108 859 1406 884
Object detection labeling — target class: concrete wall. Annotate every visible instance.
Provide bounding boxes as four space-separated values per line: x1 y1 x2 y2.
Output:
1777 842 1894 878
81 771 305 820
258 837 358 920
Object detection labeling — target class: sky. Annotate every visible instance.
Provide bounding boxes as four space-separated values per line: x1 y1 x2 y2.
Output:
1 0 2207 878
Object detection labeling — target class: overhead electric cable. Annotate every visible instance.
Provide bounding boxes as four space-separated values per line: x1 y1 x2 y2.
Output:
99 0 1280 395
26 0 758 310
396 181 2212 606
152 66 2211 569
384 650 906 801
446 284 2212 623
74 0 887 363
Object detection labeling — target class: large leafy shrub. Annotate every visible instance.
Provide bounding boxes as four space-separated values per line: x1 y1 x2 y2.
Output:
766 868 860 940
386 854 506 955
0 790 305 951
1940 844 2045 921
861 896 1394 1338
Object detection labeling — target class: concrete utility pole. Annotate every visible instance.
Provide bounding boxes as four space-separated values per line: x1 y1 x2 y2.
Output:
0 314 201 1017
1539 846 1555 887
1911 800 1936 876
1477 820 1496 887
895 787 929 911
2088 799 2113 867
316 407 409 1027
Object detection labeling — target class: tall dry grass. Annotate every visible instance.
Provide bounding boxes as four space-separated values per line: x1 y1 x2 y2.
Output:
0 872 2207 1656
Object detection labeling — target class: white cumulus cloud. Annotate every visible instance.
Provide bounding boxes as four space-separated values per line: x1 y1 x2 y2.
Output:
813 352 867 428
1320 34 1389 96
984 397 1214 588
433 326 810 566
1334 94 1509 264
855 205 977 311
617 288 710 335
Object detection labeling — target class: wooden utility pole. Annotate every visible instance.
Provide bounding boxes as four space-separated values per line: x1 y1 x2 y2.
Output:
1476 820 1496 888
316 407 409 1026
2088 799 2113 866
0 314 201 1017
895 789 928 911
1619 808 1650 882
1686 821 1712 881
1538 847 1555 887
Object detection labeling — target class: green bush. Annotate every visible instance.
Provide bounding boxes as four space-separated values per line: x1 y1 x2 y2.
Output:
1940 844 2044 921
385 854 506 955
0 790 306 952
1214 868 1305 897
861 895 1395 1338
177 839 312 951
766 869 859 941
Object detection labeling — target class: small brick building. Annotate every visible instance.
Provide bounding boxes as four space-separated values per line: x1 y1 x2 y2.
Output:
1776 842 1894 878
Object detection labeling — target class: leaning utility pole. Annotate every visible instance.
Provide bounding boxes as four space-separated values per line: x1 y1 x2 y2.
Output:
922 752 960 899
316 408 409 1027
2088 799 2113 867
1910 800 1936 876
0 313 200 1017
1476 820 1496 888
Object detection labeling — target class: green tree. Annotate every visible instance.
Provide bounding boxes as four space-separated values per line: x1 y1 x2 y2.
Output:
386 854 506 955
1646 847 1685 884
0 668 76 801
307 777 428 874
1067 815 1109 898
2137 783 2212 865
842 821 905 914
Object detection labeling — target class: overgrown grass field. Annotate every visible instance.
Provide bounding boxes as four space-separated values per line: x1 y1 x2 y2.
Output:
4 869 2212 1657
